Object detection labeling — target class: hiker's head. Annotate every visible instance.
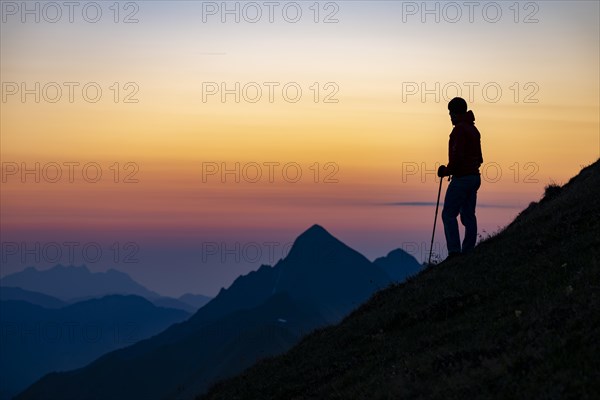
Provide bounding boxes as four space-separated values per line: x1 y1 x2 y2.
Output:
448 97 468 114
448 97 468 125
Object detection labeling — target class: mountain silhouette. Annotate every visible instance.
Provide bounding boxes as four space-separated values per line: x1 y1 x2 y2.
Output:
273 224 392 321
184 223 391 326
373 248 422 282
0 295 189 400
16 224 396 400
199 160 600 399
0 265 158 300
0 264 209 313
162 291 326 400
285 223 344 262
0 287 66 308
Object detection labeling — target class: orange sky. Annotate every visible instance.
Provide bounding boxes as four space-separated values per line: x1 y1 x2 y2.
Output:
1 1 599 295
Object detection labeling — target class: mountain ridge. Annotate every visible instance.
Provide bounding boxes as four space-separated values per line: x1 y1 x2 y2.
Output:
16 223 415 399
0 264 159 300
373 248 422 282
0 286 66 308
0 294 189 400
0 264 211 312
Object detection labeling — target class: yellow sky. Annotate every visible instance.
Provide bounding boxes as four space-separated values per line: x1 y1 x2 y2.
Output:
1 1 599 293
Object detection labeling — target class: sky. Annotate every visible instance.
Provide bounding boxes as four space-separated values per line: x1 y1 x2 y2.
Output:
1 1 599 297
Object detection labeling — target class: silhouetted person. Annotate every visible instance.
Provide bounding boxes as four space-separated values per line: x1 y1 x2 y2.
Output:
437 97 483 260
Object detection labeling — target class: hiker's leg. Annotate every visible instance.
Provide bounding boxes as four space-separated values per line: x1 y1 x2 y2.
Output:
460 175 481 253
442 178 466 255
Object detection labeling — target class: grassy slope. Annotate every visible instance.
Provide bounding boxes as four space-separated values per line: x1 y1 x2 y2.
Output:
201 160 600 400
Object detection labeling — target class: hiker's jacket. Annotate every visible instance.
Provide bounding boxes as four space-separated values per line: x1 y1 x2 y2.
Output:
447 110 483 177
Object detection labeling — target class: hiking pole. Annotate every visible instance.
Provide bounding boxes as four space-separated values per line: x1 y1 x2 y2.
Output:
428 177 444 265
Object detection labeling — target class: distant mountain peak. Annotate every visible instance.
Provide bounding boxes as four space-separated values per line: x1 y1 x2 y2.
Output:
303 224 329 235
285 224 347 263
373 248 422 282
0 264 158 301
294 224 339 245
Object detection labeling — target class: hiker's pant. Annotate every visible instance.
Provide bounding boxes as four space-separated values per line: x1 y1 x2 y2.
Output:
442 174 481 255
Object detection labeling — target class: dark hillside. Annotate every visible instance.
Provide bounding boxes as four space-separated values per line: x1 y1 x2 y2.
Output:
202 160 600 400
